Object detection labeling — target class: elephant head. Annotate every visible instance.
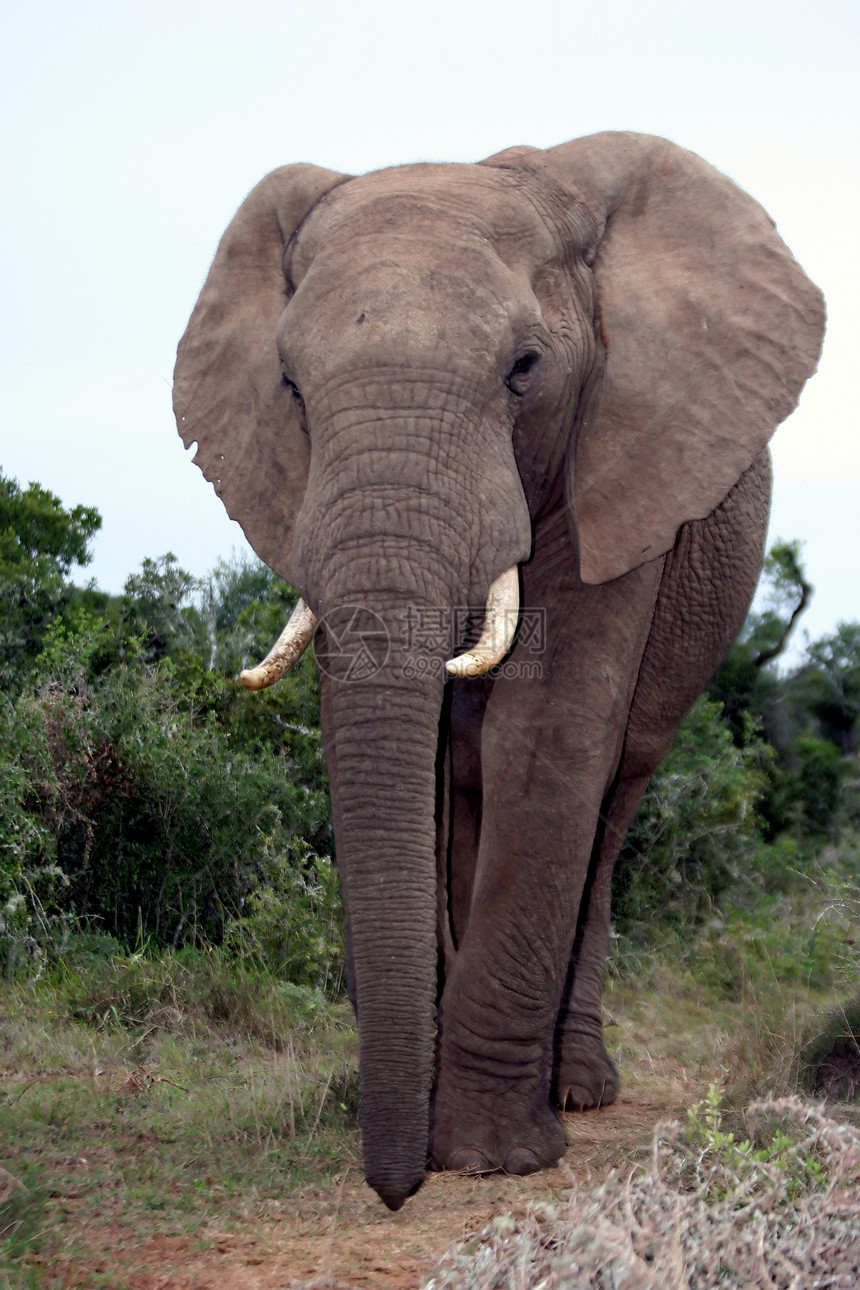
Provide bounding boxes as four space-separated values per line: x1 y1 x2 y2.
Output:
173 132 823 1208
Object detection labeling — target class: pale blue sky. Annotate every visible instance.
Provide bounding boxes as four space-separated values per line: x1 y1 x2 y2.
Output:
1 0 857 656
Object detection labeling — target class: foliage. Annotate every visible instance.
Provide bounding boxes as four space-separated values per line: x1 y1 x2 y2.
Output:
767 732 845 834
710 544 860 840
709 538 811 745
0 635 332 973
119 552 200 661
685 1083 828 1200
56 939 342 1046
0 470 101 690
197 555 298 675
224 843 344 994
614 696 772 932
112 551 306 679
0 554 334 984
1 472 858 1019
0 473 100 582
747 539 814 664
800 621 860 755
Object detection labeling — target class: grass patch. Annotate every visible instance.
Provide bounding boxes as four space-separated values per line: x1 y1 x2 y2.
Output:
604 837 860 1110
0 940 359 1285
2 839 858 1285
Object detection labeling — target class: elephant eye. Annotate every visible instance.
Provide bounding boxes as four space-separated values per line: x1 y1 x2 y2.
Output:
505 351 540 396
282 375 306 412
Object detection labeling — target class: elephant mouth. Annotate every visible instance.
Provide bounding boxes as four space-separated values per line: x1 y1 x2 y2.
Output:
239 564 521 690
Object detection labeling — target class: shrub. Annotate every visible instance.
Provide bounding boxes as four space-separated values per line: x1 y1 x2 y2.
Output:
0 618 334 980
614 697 772 934
424 1094 860 1289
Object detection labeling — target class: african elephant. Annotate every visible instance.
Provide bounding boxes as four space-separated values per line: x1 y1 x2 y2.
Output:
173 131 824 1210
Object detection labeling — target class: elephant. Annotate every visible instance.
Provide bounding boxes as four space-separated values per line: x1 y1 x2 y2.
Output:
173 131 824 1210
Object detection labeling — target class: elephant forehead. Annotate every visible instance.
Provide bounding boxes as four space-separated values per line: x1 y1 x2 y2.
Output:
290 164 558 277
280 244 534 377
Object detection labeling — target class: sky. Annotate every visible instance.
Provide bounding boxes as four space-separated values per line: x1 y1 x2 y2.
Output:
1 0 857 659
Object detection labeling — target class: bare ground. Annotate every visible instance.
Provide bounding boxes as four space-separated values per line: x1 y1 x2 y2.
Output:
38 1084 694 1290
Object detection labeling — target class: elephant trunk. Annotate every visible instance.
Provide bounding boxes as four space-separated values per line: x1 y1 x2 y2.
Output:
325 641 444 1209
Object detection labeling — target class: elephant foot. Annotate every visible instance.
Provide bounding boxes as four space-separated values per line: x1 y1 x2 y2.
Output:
430 1097 565 1177
552 1045 619 1111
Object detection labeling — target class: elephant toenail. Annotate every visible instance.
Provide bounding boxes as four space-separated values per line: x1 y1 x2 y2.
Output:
449 1148 492 1174
564 1086 589 1111
504 1147 541 1175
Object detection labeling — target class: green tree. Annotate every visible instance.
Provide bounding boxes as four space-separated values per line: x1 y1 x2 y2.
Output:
0 470 101 688
765 623 860 836
197 555 298 675
802 623 860 755
709 539 812 746
119 553 200 661
705 542 860 838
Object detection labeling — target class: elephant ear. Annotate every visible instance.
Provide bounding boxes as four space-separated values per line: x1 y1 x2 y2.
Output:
173 164 349 583
539 132 825 584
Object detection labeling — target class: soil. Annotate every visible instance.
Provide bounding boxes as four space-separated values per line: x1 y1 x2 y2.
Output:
43 1087 691 1290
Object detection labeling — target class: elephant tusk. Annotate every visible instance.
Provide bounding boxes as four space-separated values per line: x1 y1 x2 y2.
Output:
445 566 520 679
239 598 318 690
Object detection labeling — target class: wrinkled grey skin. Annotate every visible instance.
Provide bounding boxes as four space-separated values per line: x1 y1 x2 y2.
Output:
174 132 824 1210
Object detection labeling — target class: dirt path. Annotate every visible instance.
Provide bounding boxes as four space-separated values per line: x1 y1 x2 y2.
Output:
49 1089 688 1289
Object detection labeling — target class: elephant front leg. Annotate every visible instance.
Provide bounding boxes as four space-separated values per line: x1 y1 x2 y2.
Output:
431 731 610 1175
431 916 570 1174
430 534 664 1173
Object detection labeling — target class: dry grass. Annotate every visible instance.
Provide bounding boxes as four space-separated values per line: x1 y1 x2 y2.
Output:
423 1097 860 1289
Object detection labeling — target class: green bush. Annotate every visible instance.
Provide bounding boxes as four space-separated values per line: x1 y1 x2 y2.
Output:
3 469 857 1008
0 687 72 976
0 617 334 980
614 696 772 934
224 842 344 992
764 733 846 836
